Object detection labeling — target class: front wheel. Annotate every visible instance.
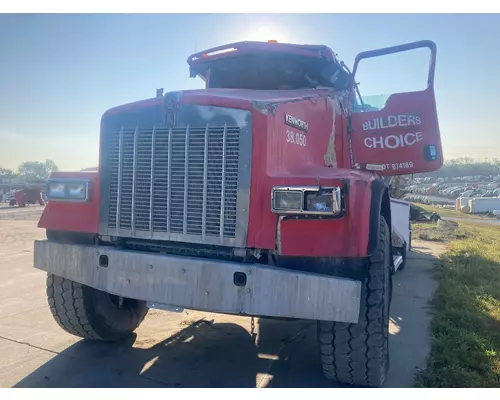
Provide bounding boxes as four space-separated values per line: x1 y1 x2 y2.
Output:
46 274 149 341
318 216 392 387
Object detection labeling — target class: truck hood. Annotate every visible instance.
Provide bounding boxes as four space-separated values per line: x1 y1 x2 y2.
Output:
103 88 339 118
179 88 333 103
178 88 339 113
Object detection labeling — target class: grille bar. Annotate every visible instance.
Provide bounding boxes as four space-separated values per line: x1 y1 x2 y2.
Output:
220 124 227 239
115 127 124 233
148 126 156 236
183 126 189 235
103 119 248 247
131 126 139 234
202 124 209 241
167 127 172 234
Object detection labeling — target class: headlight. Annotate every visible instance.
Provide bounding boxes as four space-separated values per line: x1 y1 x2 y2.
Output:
305 191 335 212
273 190 303 211
47 179 90 202
271 186 342 215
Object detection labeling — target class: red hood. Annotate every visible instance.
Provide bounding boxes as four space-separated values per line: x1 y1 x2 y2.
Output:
177 88 341 114
103 88 338 117
179 88 332 103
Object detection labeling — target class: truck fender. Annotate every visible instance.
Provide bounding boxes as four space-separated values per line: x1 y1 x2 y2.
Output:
368 179 393 262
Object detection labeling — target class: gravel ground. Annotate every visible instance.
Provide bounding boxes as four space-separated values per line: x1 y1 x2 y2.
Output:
0 206 442 388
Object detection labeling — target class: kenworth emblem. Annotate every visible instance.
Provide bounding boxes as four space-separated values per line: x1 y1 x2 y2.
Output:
285 113 309 132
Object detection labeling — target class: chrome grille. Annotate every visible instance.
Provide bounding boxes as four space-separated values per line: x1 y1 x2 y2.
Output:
106 124 243 244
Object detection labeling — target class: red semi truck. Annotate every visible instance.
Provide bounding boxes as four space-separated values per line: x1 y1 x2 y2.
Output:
33 40 443 387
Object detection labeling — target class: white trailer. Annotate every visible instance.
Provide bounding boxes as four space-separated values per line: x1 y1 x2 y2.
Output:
467 197 500 213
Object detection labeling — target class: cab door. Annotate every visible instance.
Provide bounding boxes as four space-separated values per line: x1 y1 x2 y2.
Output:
346 40 443 175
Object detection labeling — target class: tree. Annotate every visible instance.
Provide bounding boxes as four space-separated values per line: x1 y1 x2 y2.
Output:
17 160 59 181
418 157 500 179
0 167 17 184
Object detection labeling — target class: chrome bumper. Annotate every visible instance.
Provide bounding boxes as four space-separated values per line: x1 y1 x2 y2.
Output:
33 240 362 323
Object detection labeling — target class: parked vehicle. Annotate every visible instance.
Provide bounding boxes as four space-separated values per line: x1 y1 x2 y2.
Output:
9 188 45 207
461 190 478 198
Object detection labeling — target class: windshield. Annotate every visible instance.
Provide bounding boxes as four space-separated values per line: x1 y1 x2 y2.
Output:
206 53 350 91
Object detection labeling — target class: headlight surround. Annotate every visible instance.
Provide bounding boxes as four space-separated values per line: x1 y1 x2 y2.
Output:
47 179 90 202
271 186 342 215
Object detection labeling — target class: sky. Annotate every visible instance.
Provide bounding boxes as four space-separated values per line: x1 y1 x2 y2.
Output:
0 13 499 171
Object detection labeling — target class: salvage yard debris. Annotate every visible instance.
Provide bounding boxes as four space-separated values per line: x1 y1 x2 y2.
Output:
410 204 441 222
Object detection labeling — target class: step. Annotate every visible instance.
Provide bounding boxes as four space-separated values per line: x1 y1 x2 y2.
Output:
393 255 403 271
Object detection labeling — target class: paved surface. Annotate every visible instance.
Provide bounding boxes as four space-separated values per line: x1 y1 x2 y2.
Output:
0 206 444 388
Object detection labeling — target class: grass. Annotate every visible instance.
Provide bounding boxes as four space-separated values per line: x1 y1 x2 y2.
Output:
411 221 470 243
417 203 462 218
415 222 500 387
411 222 468 243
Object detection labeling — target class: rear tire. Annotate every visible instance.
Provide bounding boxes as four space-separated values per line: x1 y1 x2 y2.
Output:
318 216 392 387
46 274 149 341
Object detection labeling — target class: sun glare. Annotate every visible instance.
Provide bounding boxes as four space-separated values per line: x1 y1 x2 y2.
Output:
253 27 272 41
244 26 291 43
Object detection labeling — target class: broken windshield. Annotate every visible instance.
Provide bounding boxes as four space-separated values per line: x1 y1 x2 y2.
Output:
205 53 350 92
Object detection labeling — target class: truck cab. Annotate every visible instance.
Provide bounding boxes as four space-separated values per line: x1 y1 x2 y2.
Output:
34 39 443 387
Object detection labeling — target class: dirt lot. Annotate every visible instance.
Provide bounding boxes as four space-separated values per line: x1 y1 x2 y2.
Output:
0 206 444 388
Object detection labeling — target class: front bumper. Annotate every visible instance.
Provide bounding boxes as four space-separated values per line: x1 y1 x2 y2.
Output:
33 240 362 323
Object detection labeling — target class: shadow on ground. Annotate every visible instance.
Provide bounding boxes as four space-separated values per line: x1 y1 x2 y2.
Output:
13 318 341 388
13 247 441 388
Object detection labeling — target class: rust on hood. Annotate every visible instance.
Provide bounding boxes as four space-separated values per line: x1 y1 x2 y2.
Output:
324 96 338 168
251 100 278 116
251 93 328 117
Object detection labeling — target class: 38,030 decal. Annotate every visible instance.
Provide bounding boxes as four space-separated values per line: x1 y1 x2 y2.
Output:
286 129 307 147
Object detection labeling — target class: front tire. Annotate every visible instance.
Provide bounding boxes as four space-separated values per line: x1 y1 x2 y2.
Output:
46 274 149 341
318 216 392 387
